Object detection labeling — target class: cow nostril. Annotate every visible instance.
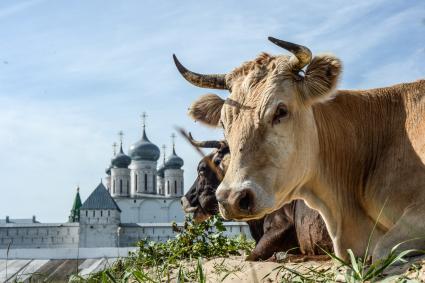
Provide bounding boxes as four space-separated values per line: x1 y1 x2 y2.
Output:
238 190 252 212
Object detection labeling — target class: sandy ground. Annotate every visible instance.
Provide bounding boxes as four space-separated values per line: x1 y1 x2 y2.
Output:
195 255 425 283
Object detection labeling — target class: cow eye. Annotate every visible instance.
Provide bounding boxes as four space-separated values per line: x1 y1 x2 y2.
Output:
272 104 288 125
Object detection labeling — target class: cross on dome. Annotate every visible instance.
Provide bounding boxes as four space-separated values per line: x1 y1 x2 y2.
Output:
171 133 176 151
141 112 148 130
162 144 166 163
118 130 124 146
112 142 118 155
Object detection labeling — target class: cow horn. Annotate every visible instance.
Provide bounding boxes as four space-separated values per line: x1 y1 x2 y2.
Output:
268 37 312 70
187 132 223 149
173 54 228 90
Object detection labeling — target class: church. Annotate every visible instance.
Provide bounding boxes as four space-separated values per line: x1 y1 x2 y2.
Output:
0 115 249 251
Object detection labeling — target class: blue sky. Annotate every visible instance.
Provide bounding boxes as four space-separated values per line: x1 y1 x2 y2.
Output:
0 0 424 222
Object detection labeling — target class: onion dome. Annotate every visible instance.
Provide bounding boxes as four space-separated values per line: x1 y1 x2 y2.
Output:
129 127 160 161
105 164 112 175
112 143 131 168
157 144 167 177
157 164 166 178
165 147 184 169
106 142 117 175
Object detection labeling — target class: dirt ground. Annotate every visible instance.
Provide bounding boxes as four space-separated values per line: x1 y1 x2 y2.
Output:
196 254 425 283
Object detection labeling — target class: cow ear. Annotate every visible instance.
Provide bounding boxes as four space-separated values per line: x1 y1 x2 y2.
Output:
188 93 225 127
298 54 342 105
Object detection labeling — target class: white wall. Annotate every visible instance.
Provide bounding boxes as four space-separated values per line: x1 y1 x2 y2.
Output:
0 224 79 249
119 222 251 246
164 169 184 197
111 168 130 197
129 160 157 195
0 247 137 259
115 197 184 223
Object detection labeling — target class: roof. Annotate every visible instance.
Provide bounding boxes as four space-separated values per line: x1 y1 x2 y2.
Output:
165 147 184 169
128 128 160 161
0 216 40 225
81 183 121 212
69 188 82 222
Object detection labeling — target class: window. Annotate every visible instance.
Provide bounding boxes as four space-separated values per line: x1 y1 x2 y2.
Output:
101 211 103 217
144 174 147 191
135 174 138 191
127 180 129 193
174 180 177 194
113 180 115 194
167 181 170 194
153 175 156 191
92 211 95 217
108 210 110 216
85 211 88 217
120 179 122 193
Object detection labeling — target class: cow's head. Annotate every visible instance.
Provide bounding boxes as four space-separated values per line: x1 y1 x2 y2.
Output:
180 135 229 222
174 37 342 221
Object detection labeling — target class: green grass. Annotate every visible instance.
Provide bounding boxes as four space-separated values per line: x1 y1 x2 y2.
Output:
68 209 424 282
69 215 254 282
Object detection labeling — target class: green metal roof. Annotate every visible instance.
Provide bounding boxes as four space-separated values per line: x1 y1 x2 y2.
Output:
69 187 82 222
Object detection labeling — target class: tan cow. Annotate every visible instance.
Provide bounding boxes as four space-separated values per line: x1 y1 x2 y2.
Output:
173 37 425 261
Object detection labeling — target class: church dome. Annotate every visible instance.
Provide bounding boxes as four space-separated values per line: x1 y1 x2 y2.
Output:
165 147 184 169
129 129 160 161
157 163 166 178
105 163 112 175
112 145 131 168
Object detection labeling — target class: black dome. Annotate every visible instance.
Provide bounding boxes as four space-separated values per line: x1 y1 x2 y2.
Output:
165 147 184 169
111 145 131 168
129 129 160 161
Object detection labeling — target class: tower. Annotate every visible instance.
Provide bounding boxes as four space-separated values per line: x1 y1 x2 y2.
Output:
128 113 160 196
79 182 121 247
110 131 131 197
68 186 82 222
164 133 184 197
105 142 117 192
156 145 167 195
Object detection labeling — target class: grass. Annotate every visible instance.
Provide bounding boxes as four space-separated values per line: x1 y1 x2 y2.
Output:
68 215 254 282
65 211 425 283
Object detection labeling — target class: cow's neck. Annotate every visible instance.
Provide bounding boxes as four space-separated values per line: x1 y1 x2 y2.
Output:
306 81 425 235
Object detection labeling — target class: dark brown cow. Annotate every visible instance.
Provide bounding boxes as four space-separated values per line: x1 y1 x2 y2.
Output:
181 136 332 261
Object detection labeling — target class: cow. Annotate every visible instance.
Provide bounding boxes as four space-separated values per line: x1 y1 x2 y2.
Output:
181 134 332 261
173 37 425 261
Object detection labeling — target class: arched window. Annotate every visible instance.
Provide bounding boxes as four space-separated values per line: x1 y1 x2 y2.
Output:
167 181 170 194
127 180 129 193
101 210 103 217
108 210 110 216
120 179 123 193
144 174 148 191
85 211 88 217
113 180 115 194
174 180 177 194
135 174 138 191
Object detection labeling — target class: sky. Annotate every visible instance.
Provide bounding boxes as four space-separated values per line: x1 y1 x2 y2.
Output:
0 0 424 222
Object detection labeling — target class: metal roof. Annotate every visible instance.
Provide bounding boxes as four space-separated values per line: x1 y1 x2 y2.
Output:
80 183 121 212
0 217 39 225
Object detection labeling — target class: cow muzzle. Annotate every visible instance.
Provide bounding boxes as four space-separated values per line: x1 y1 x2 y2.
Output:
181 197 197 213
216 186 257 220
216 180 275 220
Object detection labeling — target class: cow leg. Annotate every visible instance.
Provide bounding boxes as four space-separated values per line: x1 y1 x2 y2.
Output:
246 227 299 261
372 204 425 262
